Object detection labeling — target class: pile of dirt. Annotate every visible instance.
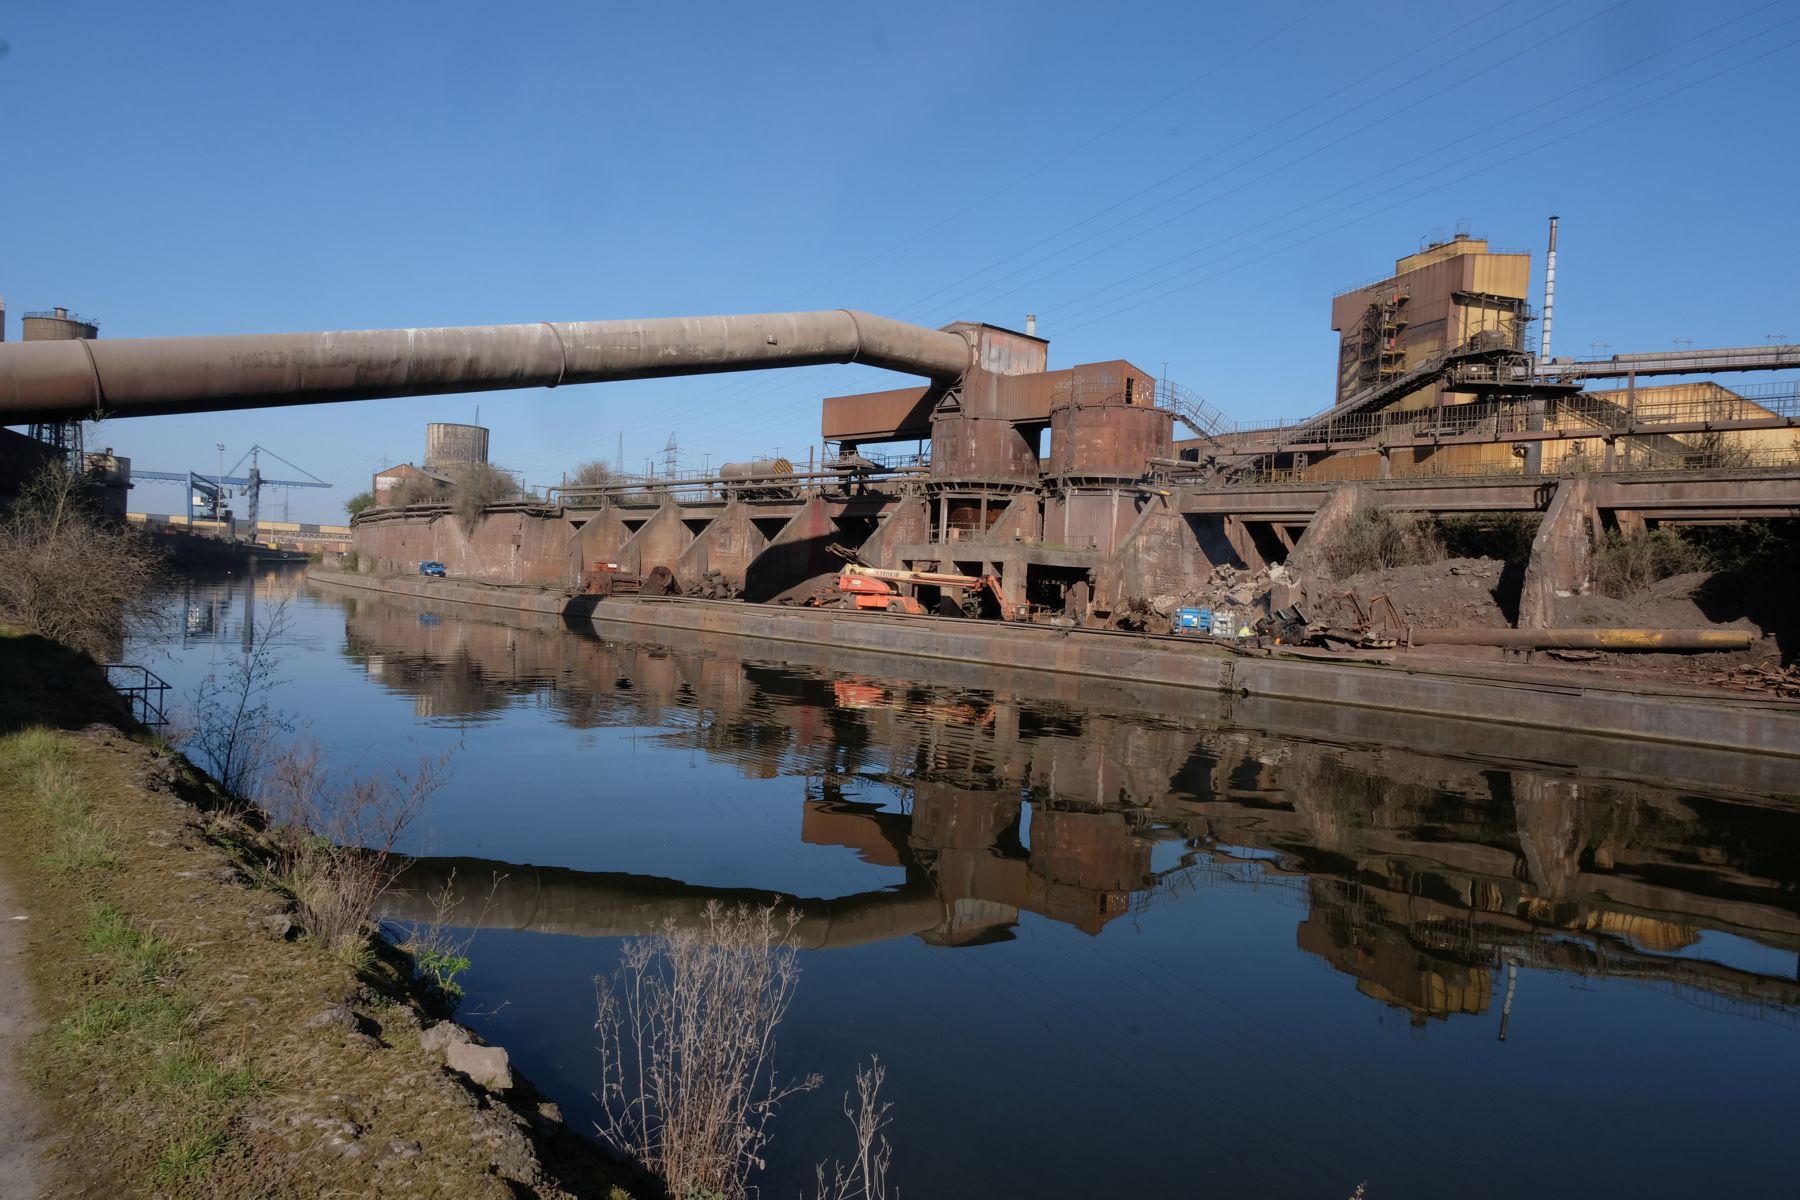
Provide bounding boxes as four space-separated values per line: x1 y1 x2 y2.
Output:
1317 557 1514 630
1554 571 1752 631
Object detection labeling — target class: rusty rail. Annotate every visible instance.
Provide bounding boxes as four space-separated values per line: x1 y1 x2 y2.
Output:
1406 628 1755 652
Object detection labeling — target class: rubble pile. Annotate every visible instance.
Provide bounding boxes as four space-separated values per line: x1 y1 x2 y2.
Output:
685 569 741 600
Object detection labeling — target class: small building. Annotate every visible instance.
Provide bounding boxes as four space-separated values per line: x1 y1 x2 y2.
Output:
372 463 454 504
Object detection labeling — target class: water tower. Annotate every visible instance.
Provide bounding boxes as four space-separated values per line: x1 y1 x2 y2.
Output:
424 421 490 475
23 307 100 459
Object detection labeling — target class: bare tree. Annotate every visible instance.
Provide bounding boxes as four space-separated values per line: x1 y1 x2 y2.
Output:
0 460 165 660
568 459 623 489
184 596 295 798
594 902 819 1200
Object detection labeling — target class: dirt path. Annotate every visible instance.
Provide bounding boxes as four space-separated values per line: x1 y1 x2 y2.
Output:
0 860 46 1200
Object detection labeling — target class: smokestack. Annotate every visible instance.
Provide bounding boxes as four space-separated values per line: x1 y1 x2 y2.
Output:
1539 215 1559 366
1 293 6 343
1025 313 1037 337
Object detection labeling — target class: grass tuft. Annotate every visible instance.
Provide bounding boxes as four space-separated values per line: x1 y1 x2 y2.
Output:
149 1122 231 1189
83 904 182 984
56 991 196 1051
151 1046 267 1103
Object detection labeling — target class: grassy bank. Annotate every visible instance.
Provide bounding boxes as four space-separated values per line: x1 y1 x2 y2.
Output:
0 628 631 1198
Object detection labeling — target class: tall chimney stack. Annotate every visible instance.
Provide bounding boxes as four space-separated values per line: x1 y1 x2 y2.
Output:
1025 313 1037 337
1539 215 1559 366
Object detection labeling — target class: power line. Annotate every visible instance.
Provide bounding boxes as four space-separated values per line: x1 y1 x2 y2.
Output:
1057 27 1800 348
1037 0 1793 332
887 0 1561 320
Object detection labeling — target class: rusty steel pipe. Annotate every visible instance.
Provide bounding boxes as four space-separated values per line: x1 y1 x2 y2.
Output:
1406 627 1754 652
0 309 975 422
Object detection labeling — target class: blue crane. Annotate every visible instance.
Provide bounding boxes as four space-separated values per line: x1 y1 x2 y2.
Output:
135 444 330 527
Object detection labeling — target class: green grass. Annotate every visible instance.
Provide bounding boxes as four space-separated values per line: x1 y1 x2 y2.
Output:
83 904 182 984
149 1123 231 1189
150 1046 267 1103
18 758 121 876
0 726 75 772
55 991 196 1051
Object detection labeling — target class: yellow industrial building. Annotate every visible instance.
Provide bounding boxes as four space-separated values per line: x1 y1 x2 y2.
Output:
1217 231 1793 481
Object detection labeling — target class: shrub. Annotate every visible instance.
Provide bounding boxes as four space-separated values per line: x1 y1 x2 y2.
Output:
1592 528 1708 599
259 742 446 952
0 461 165 660
1430 512 1540 563
1316 505 1443 580
343 490 376 518
594 902 819 1200
384 475 445 509
450 463 520 531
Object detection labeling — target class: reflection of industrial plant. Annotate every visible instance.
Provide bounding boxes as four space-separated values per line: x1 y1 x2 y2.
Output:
331 582 1800 1030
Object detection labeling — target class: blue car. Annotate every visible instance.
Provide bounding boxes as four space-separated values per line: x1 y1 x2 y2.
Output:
418 561 446 577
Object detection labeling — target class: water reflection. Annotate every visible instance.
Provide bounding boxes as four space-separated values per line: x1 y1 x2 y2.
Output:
323 580 1800 1032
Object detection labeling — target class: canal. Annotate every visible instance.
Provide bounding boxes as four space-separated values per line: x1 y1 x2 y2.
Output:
138 568 1800 1198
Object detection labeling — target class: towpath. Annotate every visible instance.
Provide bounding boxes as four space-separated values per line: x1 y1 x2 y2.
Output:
0 859 45 1200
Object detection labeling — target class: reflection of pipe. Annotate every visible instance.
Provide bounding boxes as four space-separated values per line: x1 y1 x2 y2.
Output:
377 854 946 950
1407 628 1754 652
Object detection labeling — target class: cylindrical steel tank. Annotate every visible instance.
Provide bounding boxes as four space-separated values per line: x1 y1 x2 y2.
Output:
929 413 1039 481
1046 399 1171 478
424 422 490 474
21 307 100 341
719 458 793 482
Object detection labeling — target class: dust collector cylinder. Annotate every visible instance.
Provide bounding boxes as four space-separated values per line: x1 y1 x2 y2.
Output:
928 413 1040 481
1046 401 1172 478
424 422 490 474
21 307 99 341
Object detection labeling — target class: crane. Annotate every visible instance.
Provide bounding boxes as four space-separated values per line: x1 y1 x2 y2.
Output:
135 444 330 532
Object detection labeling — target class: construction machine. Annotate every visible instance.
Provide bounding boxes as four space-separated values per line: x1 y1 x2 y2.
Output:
834 563 1029 621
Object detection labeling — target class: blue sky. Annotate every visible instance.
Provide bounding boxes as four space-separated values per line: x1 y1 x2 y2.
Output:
3 1 1796 522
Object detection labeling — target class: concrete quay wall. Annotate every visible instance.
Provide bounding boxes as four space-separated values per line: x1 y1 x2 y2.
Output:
306 569 1800 766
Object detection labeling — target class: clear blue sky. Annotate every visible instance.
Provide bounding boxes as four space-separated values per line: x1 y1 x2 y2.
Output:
3 1 1795 522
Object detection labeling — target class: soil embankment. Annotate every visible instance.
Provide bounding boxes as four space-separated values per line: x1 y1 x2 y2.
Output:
0 627 632 1199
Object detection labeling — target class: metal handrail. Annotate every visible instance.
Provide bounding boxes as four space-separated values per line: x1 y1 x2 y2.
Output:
104 663 170 728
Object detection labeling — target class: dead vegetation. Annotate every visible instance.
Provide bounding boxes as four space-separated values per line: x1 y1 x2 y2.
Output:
1315 506 1445 581
0 460 165 661
452 463 522 531
594 902 821 1200
258 740 447 955
813 1057 896 1200
1592 528 1709 600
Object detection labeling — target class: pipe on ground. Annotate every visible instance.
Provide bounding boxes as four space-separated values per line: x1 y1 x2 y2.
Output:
1406 627 1754 652
0 309 975 422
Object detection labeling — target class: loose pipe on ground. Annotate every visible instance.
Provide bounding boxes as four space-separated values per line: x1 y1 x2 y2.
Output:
0 309 974 423
1405 628 1754 651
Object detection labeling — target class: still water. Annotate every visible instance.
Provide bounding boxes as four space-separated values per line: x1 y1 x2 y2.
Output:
139 568 1800 1198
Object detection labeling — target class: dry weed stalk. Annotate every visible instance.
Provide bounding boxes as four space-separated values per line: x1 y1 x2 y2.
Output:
594 901 819 1200
259 741 447 951
814 1057 895 1200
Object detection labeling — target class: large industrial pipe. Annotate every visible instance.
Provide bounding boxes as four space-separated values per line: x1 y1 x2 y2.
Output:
1407 627 1753 652
0 309 975 423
